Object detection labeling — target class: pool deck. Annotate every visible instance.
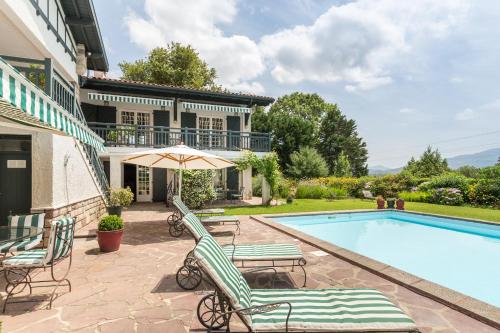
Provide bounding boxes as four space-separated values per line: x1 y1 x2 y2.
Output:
0 203 498 333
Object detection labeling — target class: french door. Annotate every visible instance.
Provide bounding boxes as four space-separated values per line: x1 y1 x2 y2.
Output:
120 111 151 146
136 165 152 202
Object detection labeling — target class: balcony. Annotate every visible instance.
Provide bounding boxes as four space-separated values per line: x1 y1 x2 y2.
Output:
88 122 272 152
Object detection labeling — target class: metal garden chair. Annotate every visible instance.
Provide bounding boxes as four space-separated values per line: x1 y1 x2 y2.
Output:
1 217 76 312
0 213 46 255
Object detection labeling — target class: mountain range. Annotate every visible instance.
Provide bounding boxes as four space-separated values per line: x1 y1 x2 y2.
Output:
369 147 500 175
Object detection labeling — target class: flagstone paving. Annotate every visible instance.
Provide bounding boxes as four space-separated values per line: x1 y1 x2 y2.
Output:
0 203 498 332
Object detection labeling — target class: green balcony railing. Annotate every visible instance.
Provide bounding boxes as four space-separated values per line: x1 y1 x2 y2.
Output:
88 122 272 152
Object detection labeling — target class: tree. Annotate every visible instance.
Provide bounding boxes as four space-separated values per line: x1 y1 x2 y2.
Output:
403 146 449 178
287 146 329 180
456 165 480 178
318 106 368 177
119 43 217 89
265 92 333 171
333 152 352 177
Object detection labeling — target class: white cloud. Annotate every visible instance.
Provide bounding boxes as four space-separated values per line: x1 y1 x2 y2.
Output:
259 0 469 90
399 108 416 114
124 0 265 93
455 108 476 121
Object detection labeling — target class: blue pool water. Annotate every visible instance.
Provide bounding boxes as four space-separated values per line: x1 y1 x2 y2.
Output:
274 211 500 307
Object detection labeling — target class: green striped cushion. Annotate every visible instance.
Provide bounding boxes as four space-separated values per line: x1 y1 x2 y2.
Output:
250 288 416 331
193 208 225 215
222 243 303 261
45 217 75 264
0 213 45 253
200 215 239 223
182 213 210 240
173 196 190 215
194 237 253 326
2 249 47 267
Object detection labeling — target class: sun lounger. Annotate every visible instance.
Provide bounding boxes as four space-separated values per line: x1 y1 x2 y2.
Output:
192 236 419 333
169 196 240 237
175 213 307 290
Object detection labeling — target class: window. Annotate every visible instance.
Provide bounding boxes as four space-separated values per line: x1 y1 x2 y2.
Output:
198 116 223 148
137 112 150 126
121 111 135 125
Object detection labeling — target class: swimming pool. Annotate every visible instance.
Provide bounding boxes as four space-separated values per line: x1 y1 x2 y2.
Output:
273 211 500 307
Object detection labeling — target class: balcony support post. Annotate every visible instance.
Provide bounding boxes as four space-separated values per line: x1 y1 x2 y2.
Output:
44 58 52 96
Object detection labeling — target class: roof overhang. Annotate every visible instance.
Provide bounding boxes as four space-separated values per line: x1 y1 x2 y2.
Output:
80 77 275 107
59 0 108 72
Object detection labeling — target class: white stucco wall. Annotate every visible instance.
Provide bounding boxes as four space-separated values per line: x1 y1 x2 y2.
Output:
49 134 102 208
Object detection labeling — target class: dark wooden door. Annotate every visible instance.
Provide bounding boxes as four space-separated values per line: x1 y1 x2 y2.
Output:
181 112 197 147
226 167 239 199
227 116 241 149
153 168 166 202
154 110 170 146
123 164 137 201
0 136 32 225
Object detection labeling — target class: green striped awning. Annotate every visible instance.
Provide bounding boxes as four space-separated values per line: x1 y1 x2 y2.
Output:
182 101 251 113
0 57 105 151
88 92 174 107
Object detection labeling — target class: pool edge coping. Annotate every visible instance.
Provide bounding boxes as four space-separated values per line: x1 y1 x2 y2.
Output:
250 211 500 330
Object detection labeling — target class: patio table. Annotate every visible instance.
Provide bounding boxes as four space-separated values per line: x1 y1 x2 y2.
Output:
0 226 44 247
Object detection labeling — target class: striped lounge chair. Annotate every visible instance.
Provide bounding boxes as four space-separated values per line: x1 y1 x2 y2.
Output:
176 213 306 290
1 217 76 312
169 196 240 237
0 213 45 255
193 236 419 333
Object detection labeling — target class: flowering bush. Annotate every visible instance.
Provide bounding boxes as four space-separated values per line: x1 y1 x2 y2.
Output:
419 173 470 197
430 188 464 206
468 179 500 208
398 191 431 203
181 170 216 209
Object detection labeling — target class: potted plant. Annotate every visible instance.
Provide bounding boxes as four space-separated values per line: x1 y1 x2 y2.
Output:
376 195 385 209
396 198 405 210
107 187 134 217
97 215 124 252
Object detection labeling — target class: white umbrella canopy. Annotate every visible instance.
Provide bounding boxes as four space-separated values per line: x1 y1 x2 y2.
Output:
122 144 235 196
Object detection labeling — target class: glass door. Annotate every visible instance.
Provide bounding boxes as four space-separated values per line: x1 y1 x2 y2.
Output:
136 165 152 202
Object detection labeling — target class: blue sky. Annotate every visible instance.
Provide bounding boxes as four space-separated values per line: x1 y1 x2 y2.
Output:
94 0 500 168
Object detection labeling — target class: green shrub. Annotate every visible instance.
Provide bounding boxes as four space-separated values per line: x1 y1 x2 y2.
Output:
277 177 293 198
98 215 124 231
398 191 431 202
252 175 263 197
419 172 469 193
478 165 500 179
109 187 134 207
295 185 329 199
326 187 348 199
429 188 464 206
181 170 216 209
468 179 500 207
287 146 329 179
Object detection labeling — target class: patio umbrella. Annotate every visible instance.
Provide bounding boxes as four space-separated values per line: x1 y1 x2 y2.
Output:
121 144 235 197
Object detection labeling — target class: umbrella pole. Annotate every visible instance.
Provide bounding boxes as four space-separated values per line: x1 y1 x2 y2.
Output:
178 168 183 198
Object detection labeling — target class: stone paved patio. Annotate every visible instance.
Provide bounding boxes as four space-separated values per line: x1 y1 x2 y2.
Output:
0 203 498 333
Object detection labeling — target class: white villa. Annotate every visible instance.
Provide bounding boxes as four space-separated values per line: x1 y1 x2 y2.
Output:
0 0 273 232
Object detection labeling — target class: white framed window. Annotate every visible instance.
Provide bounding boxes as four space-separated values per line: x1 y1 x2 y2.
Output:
121 111 135 125
197 116 224 147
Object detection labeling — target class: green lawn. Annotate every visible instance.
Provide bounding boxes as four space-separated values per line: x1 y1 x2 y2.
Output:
224 199 500 223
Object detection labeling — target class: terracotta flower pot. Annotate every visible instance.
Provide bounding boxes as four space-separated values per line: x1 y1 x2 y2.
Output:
396 198 405 210
376 199 385 209
97 229 123 252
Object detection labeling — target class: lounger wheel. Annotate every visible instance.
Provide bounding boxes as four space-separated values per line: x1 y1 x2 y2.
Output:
169 223 185 237
197 293 228 330
176 264 202 290
167 213 180 226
